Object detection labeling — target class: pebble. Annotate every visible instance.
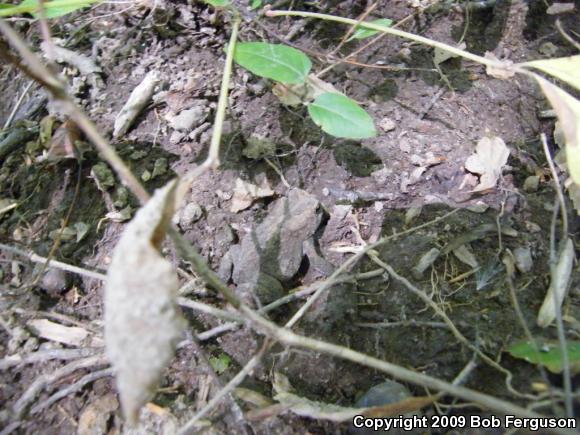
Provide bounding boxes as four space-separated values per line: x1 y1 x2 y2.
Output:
523 175 540 193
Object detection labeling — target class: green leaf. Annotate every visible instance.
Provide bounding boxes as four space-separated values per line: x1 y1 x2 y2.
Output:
21 0 92 18
250 0 262 9
522 55 580 91
203 0 229 6
234 42 311 84
209 354 231 374
0 0 96 17
348 18 393 41
508 340 580 374
307 93 376 139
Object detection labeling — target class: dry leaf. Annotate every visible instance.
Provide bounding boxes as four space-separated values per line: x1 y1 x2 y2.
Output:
484 52 516 80
534 76 580 185
261 373 432 423
113 71 159 138
546 3 575 15
523 55 580 91
452 244 479 268
464 136 510 192
78 394 119 435
230 177 274 213
105 180 185 424
27 319 101 347
46 119 81 160
538 238 575 327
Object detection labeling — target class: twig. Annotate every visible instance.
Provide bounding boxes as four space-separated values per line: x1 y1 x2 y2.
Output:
503 257 557 414
241 306 563 429
30 367 113 414
541 133 568 236
3 80 33 130
366 252 536 400
178 341 270 434
0 243 106 281
13 354 108 418
0 347 100 371
205 16 241 171
266 9 506 69
542 133 573 417
327 1 378 57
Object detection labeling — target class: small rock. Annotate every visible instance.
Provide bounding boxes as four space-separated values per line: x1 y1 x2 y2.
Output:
168 104 207 132
379 117 396 132
513 247 533 273
467 202 489 213
523 175 540 192
178 202 203 229
399 139 411 153
40 269 70 294
7 326 30 353
374 201 384 212
322 187 330 196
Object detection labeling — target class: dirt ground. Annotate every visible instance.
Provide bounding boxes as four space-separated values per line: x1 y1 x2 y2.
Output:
1 0 579 434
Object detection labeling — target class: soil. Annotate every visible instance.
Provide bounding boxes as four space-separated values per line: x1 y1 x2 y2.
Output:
0 0 579 434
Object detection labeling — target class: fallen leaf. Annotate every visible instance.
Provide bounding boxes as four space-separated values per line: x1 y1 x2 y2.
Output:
537 238 575 327
452 244 479 268
523 55 580 91
255 373 433 422
27 319 101 347
231 177 274 213
534 76 580 185
78 394 119 435
546 2 575 15
464 136 510 192
113 71 159 138
105 180 185 424
46 119 82 160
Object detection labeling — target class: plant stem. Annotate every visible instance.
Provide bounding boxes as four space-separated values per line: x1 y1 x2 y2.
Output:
266 9 502 69
207 16 241 169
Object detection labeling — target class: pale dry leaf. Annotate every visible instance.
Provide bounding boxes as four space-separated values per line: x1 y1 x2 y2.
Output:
105 180 184 424
484 52 516 79
231 177 274 213
464 136 510 192
537 238 575 327
565 178 580 215
534 76 580 185
271 372 432 422
452 244 479 268
113 71 159 138
546 3 575 15
27 319 98 347
523 55 580 91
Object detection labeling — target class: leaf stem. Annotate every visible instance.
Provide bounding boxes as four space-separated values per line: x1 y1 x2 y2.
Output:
266 9 501 69
207 15 241 169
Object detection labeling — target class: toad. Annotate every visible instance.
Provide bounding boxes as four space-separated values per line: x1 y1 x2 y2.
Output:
220 188 329 304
